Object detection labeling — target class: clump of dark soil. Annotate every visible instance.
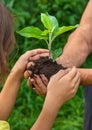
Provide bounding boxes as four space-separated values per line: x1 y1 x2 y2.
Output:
28 56 66 80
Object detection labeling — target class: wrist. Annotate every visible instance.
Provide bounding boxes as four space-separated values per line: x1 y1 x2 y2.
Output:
56 56 73 68
44 94 64 113
42 100 58 121
10 68 23 81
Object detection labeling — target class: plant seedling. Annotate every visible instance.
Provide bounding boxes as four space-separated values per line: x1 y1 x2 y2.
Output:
17 13 78 61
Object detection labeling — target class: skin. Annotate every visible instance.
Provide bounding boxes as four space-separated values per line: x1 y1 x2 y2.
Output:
24 0 92 95
30 67 80 130
0 0 91 129
25 1 92 129
0 49 49 120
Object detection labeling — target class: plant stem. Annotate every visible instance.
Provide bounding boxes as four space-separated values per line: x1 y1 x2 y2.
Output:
45 40 49 46
48 32 52 59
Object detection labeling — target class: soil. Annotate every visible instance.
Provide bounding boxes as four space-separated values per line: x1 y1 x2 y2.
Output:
28 56 66 81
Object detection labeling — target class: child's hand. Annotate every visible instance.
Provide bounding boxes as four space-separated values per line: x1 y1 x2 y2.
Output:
24 50 49 93
46 66 80 110
12 49 49 79
28 74 48 96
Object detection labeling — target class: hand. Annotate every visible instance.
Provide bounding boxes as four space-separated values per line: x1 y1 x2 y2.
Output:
46 67 80 110
24 56 66 96
12 49 49 79
24 50 49 95
24 50 49 79
28 74 48 96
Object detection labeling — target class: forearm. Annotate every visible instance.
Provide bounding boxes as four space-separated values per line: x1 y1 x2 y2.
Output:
58 1 92 68
80 0 92 28
0 70 22 120
58 28 91 67
78 69 92 85
31 96 62 130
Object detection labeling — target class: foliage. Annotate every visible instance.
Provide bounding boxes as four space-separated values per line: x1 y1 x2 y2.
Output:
1 0 92 130
17 13 78 60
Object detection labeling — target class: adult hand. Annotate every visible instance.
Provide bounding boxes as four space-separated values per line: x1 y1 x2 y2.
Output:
46 66 80 109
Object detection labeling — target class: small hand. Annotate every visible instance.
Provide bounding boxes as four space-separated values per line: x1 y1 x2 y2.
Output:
24 50 49 78
29 74 48 96
12 49 48 79
24 49 49 95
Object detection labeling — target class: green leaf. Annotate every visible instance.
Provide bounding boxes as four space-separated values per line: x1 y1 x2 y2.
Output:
52 48 62 61
41 13 52 31
56 24 79 37
17 26 47 39
41 30 49 35
49 15 59 31
49 15 59 38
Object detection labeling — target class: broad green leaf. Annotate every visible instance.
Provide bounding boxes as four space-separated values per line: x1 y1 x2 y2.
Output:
49 15 59 31
49 15 59 38
56 24 79 37
52 48 62 61
17 26 47 39
41 13 52 31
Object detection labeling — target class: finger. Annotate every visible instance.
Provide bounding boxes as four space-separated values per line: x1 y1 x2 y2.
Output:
75 75 80 89
51 69 69 80
69 71 80 89
24 70 32 78
29 52 49 61
22 49 48 61
27 78 44 96
38 52 49 57
27 62 35 68
73 77 80 94
32 87 42 95
27 49 49 57
73 71 80 85
34 75 47 95
30 78 43 94
34 88 46 96
30 78 46 95
40 74 48 86
35 49 49 54
65 66 77 80
29 55 40 61
32 84 46 96
27 77 32 87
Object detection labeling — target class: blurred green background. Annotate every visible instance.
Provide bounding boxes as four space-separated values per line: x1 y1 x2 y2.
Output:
1 0 92 130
